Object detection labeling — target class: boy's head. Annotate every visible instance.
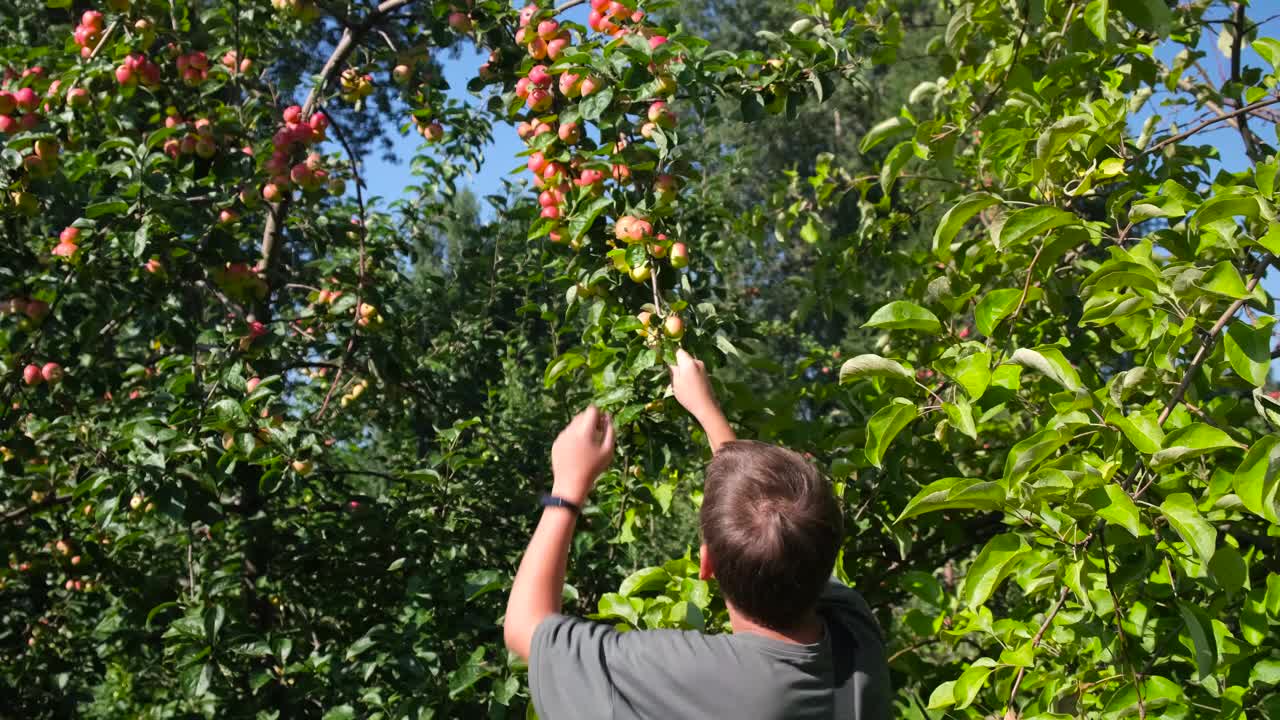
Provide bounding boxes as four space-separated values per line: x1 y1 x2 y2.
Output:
698 440 844 632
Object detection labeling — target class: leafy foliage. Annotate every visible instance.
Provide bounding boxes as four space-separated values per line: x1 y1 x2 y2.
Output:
4 0 1280 717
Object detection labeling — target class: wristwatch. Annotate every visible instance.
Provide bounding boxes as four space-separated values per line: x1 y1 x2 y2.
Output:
539 493 581 514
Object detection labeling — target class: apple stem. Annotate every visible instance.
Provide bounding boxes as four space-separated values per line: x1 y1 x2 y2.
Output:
649 262 663 316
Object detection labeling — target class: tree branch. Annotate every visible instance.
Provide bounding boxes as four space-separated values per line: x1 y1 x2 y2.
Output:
259 0 418 288
1157 255 1272 425
1005 586 1070 713
1140 95 1280 159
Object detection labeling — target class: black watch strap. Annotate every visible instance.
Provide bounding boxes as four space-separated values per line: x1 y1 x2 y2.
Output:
540 493 581 514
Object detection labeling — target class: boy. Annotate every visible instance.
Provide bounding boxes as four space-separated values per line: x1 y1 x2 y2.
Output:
504 349 891 719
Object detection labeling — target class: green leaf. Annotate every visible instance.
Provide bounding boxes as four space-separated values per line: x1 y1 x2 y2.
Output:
950 350 992 400
1082 260 1161 294
1150 423 1240 469
996 206 1077 249
1113 0 1172 34
863 301 941 332
1035 115 1093 160
880 141 913 194
1199 261 1250 299
579 86 614 121
1112 411 1164 454
1084 485 1142 538
975 288 1021 336
865 398 918 468
544 352 585 388
1103 676 1182 718
1003 428 1072 487
618 567 670 597
1194 188 1259 229
1084 0 1109 40
345 635 376 660
1009 347 1083 392
1177 602 1217 680
1159 493 1218 565
1251 659 1280 688
1233 434 1280 524
569 195 612 243
1269 573 1280 616
932 192 1000 261
838 354 913 383
1224 317 1274 387
960 534 1028 608
926 681 958 709
1255 38 1280 71
945 398 977 439
596 593 640 626
859 116 911 153
1208 545 1246 592
896 477 1006 521
953 659 997 709
86 200 130 218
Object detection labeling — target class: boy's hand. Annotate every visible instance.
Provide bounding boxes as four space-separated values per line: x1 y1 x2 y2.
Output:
669 349 718 420
551 405 615 505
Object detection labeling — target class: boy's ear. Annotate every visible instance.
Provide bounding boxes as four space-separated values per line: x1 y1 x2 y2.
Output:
698 543 714 580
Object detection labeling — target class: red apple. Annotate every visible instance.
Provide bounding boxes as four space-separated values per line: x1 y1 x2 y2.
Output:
262 183 282 202
22 364 42 385
246 377 261 393
558 72 581 98
548 38 569 59
528 64 551 87
283 105 302 124
14 87 36 112
448 12 472 32
558 122 580 144
66 87 89 108
580 76 602 96
526 88 552 111
670 242 689 268
663 314 684 339
537 20 559 40
649 100 675 128
41 362 62 383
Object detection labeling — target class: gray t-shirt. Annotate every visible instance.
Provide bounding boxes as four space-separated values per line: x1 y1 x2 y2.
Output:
529 580 891 719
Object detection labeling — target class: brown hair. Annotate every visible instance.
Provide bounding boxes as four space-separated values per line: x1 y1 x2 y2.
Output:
700 440 844 632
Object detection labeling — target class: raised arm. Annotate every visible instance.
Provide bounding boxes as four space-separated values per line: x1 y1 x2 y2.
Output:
504 406 615 661
670 349 736 452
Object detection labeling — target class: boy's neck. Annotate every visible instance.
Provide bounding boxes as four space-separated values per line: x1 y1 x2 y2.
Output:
728 608 824 645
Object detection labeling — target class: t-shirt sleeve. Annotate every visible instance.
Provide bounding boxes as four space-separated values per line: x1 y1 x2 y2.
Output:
530 614 619 719
529 614 723 720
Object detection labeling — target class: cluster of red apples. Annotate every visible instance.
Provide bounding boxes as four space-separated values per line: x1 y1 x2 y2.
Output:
512 1 691 343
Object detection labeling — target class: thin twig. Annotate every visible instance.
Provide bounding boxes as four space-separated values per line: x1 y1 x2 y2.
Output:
1005 586 1070 712
1157 255 1271 425
1140 96 1280 158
